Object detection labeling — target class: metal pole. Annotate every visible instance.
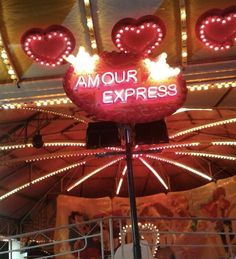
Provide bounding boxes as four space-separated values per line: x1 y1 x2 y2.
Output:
124 126 142 259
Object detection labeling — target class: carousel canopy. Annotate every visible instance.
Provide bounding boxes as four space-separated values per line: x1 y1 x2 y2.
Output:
0 0 236 220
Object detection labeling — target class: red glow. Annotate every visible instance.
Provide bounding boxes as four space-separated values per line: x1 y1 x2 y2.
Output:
21 25 75 67
196 7 236 51
112 15 166 56
64 52 187 123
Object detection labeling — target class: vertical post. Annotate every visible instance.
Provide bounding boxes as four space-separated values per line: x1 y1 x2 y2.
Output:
124 126 142 259
9 239 12 259
109 218 114 259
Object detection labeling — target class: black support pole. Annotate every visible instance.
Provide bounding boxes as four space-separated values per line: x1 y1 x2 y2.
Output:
124 126 142 259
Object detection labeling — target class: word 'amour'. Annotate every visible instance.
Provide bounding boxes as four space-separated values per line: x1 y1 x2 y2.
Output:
74 70 138 89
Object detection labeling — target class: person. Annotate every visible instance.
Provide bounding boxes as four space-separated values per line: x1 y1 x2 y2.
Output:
114 238 154 259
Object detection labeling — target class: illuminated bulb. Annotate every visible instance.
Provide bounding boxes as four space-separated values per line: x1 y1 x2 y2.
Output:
144 53 180 81
91 40 97 49
87 17 93 29
1 52 8 59
84 0 90 6
181 8 186 21
182 33 187 40
65 46 99 74
182 51 188 57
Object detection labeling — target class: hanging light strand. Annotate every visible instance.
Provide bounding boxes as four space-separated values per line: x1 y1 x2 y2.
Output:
83 0 98 53
0 141 85 151
0 33 18 81
0 149 106 165
179 0 188 65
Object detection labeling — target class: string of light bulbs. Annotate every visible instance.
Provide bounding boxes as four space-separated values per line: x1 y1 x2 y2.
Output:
0 33 18 81
170 117 236 139
0 160 87 201
67 157 124 191
175 151 236 161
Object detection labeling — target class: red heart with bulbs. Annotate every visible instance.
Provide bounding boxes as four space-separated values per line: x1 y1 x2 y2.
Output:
196 6 236 51
63 15 187 124
112 15 166 56
21 25 75 67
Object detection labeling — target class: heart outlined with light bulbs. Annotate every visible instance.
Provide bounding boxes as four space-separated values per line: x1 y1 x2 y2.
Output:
196 7 236 51
112 15 166 56
21 25 75 67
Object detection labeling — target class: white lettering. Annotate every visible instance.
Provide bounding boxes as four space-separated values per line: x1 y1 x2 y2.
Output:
127 70 138 83
115 70 126 84
125 88 135 101
136 87 147 100
102 84 178 104
103 91 113 104
101 72 114 85
74 76 87 90
88 74 99 87
148 86 157 99
157 85 168 97
114 89 125 102
168 84 177 96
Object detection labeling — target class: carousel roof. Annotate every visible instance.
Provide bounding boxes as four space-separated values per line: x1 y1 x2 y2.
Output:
0 0 236 220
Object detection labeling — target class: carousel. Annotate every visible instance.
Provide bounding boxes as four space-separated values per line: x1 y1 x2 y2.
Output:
0 0 236 258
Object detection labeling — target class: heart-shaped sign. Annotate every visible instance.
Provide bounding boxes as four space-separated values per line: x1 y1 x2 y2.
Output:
21 25 75 67
63 50 187 124
112 15 165 56
196 6 236 51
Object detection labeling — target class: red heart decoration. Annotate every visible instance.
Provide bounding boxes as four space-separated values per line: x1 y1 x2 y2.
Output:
112 15 165 56
21 25 75 67
196 7 236 51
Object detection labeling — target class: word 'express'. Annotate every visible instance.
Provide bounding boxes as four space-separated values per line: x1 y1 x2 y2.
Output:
103 84 177 104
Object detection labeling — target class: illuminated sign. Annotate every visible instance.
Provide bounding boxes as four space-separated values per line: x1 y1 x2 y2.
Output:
63 48 187 123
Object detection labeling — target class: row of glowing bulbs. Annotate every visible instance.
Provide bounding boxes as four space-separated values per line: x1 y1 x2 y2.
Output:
1 139 235 201
115 23 163 55
84 0 97 51
1 79 235 111
0 34 17 80
1 140 236 163
188 81 236 92
180 6 188 63
199 13 236 51
119 222 160 257
1 115 236 199
23 32 73 67
1 105 87 124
